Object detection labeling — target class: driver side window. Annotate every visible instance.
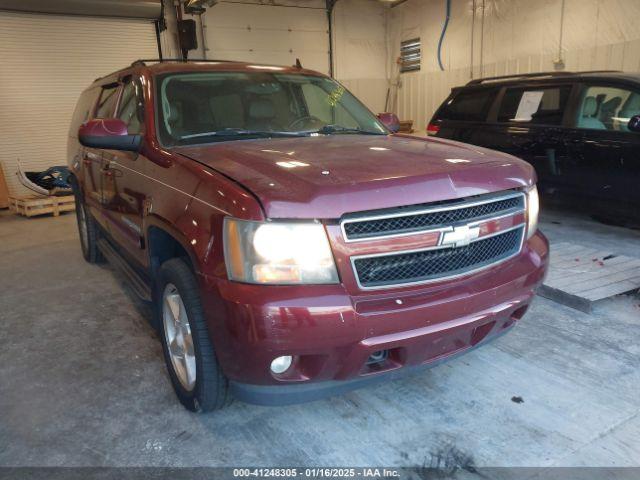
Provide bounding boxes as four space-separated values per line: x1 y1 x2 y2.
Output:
117 80 144 134
95 85 119 119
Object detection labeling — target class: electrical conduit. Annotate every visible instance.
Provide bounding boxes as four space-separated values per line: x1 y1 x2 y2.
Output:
437 0 451 71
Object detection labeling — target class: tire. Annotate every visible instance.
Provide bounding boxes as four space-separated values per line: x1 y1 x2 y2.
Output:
157 258 231 412
74 191 104 264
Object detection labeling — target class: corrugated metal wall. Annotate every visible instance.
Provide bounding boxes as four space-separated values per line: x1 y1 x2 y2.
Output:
0 11 158 196
333 0 388 114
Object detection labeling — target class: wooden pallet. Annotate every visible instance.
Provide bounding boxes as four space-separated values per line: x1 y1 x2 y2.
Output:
398 120 414 133
538 242 640 313
9 195 75 218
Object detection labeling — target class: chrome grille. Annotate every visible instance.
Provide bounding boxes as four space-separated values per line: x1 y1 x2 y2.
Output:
353 227 524 289
342 192 524 241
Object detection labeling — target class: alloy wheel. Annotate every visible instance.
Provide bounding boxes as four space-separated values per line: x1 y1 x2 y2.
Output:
162 283 197 391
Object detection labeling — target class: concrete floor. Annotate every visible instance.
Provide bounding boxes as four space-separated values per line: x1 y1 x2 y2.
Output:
0 207 639 468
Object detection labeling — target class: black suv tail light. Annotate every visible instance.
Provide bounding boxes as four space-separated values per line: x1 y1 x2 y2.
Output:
426 123 440 136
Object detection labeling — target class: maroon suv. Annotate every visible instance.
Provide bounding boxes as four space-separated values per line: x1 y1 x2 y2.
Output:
68 60 548 412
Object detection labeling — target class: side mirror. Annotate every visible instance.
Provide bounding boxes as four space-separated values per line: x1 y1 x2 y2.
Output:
628 115 640 133
377 112 400 133
79 118 142 152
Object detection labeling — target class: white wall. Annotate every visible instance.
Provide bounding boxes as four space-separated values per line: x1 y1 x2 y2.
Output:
333 0 388 113
386 0 640 131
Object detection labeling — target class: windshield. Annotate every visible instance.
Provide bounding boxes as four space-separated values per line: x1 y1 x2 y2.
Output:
156 71 387 146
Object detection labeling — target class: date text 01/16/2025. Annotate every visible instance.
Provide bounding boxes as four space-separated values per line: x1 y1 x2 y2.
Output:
232 468 400 478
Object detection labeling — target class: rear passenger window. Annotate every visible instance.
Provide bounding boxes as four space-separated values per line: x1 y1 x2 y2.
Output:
497 86 571 125
95 85 120 118
437 89 497 122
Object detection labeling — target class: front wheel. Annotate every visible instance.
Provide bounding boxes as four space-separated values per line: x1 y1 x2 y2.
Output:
157 258 231 412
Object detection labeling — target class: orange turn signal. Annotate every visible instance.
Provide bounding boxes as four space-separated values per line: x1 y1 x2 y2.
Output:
252 264 301 283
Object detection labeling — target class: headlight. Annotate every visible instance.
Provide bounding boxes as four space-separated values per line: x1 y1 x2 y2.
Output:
223 218 339 284
526 185 539 239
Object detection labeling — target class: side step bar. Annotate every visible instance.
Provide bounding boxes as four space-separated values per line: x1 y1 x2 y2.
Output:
97 239 152 302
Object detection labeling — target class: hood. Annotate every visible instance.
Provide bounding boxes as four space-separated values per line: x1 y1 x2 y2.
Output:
175 134 534 219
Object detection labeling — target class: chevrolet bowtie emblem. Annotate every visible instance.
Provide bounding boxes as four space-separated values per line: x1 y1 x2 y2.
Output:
441 224 481 248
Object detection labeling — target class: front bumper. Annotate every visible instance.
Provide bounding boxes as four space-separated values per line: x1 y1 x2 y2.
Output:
199 231 549 405
229 323 515 406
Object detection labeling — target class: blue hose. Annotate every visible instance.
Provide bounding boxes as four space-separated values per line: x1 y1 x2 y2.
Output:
437 0 451 71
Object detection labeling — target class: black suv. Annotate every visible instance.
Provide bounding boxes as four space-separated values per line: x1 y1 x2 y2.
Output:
428 71 640 224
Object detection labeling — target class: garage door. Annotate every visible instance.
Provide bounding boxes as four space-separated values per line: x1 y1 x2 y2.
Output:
204 2 329 74
0 11 159 196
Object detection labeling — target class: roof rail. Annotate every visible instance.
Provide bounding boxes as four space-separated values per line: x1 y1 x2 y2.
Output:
466 70 622 85
130 58 245 66
94 58 246 82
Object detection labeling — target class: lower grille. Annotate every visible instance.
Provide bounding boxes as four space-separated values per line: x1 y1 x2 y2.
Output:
353 227 524 288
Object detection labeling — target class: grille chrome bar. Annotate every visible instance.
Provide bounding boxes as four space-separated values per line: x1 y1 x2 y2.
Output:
341 191 525 243
351 225 525 290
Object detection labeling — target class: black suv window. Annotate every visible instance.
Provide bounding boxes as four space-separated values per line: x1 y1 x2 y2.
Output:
497 85 571 125
437 89 497 122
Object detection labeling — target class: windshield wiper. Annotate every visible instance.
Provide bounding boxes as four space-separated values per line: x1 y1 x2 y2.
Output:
315 125 384 135
179 128 308 140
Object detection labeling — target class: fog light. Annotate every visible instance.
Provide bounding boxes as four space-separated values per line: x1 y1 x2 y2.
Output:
366 350 388 365
270 355 293 374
